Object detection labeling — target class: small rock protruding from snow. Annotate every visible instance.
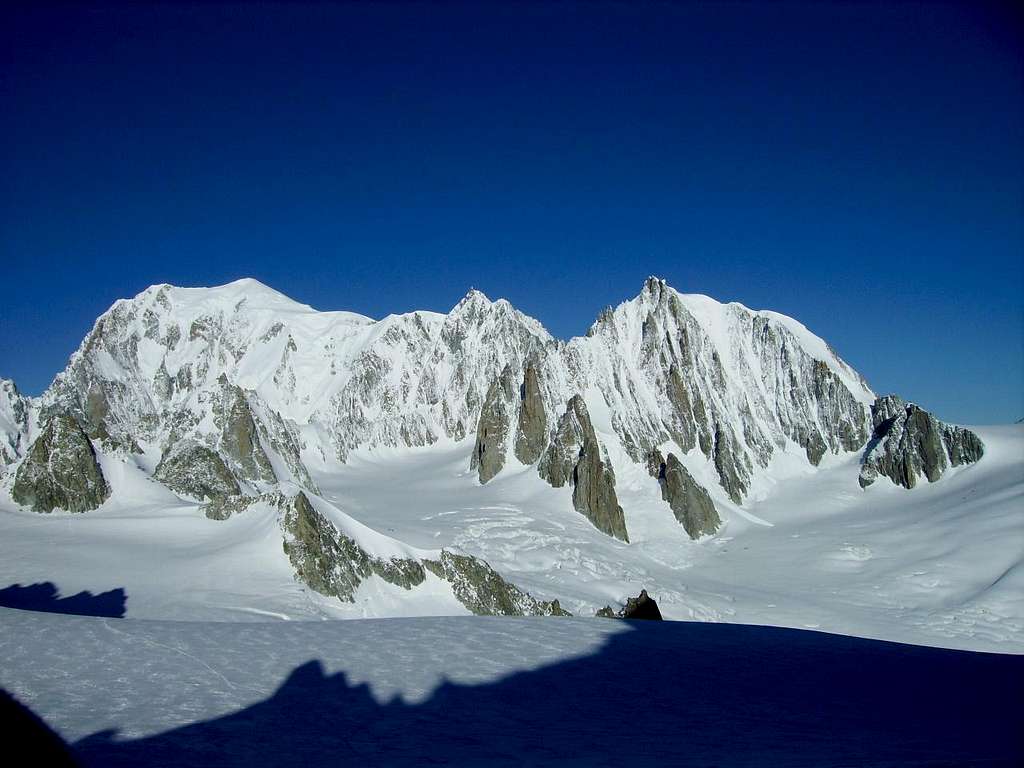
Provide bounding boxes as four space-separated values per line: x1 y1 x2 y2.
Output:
596 589 663 621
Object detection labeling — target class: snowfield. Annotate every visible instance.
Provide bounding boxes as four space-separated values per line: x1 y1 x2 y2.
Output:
0 424 1021 651
2 608 1022 767
316 424 1024 652
1 277 1022 766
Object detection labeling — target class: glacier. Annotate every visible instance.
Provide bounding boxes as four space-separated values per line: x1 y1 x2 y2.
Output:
0 276 1019 653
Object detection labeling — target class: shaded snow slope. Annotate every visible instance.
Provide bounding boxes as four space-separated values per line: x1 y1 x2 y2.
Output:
2 610 1021 767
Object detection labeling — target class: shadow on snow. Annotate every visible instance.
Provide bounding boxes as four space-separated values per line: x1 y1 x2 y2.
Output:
65 621 1024 767
0 582 126 618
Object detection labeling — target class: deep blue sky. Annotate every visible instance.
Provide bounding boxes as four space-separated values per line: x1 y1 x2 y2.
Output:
2 2 1021 423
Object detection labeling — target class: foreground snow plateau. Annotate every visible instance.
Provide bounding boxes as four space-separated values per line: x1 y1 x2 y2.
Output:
2 609 1021 767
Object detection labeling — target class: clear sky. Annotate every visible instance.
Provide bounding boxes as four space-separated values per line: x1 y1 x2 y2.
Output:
2 2 1021 424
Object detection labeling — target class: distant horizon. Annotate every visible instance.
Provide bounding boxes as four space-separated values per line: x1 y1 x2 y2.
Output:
2 2 1021 423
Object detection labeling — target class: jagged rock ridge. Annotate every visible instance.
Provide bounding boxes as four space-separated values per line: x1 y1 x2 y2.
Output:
203 490 567 617
647 448 720 539
0 277 984 528
538 396 629 541
0 379 31 476
859 395 984 489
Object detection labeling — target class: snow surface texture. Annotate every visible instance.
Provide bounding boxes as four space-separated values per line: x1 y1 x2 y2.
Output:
0 278 1019 652
2 426 1017 650
2 609 1022 767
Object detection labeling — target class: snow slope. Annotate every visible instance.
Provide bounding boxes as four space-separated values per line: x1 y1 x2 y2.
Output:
313 424 1024 651
2 608 1022 767
0 277 1019 654
0 425 1020 651
12 276 873 504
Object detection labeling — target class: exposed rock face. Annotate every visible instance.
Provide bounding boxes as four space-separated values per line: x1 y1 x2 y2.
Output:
573 432 629 542
470 365 518 484
214 375 277 486
539 396 629 542
513 363 547 465
596 589 663 621
424 550 569 617
622 589 663 620
272 491 567 616
859 395 984 489
536 396 587 489
248 398 320 494
27 277 878 514
713 424 750 505
944 423 986 468
154 440 241 501
572 277 872 503
281 492 426 602
11 415 110 513
201 493 257 521
0 379 31 475
647 449 720 539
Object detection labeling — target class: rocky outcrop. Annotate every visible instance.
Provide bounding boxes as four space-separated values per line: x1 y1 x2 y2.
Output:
25 278 881 519
423 550 569 617
859 395 984 489
539 396 629 542
0 379 31 475
248 396 320 494
11 415 110 513
573 433 629 542
281 492 427 602
596 589 663 621
274 491 566 616
713 424 750 505
536 396 587 489
154 440 241 501
201 493 258 521
943 423 986 468
513 363 547 465
647 449 720 538
578 277 872 504
470 364 517 484
214 375 277 486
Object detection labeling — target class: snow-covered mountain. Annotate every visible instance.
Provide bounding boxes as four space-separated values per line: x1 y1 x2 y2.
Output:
2 277 1017 651
6 276 880 500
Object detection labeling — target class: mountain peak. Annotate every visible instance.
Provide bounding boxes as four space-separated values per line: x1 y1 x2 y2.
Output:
131 278 316 315
457 287 493 306
643 275 669 295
